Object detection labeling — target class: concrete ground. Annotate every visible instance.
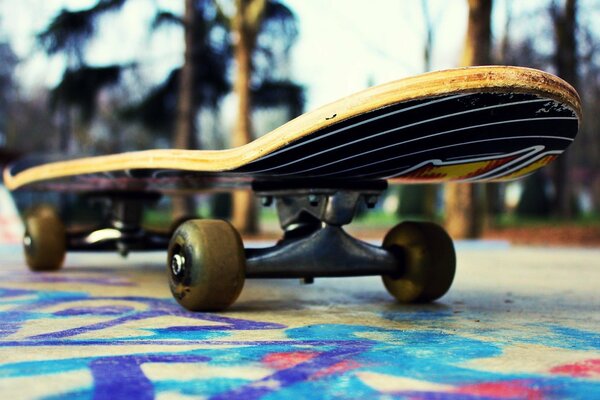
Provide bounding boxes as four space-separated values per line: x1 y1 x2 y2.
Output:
0 242 599 399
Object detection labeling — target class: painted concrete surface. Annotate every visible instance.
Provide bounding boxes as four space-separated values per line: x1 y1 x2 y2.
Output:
0 243 599 399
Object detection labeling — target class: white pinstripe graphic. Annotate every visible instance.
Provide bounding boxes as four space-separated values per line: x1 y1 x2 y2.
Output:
245 93 470 165
264 117 575 178
244 97 572 174
304 135 573 179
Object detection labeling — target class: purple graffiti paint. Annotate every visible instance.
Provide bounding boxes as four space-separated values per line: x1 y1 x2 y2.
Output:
0 288 34 298
90 354 210 400
27 297 286 340
21 274 134 286
54 306 135 316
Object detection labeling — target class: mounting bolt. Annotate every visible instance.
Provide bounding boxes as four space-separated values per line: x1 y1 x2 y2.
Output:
261 196 273 207
23 234 33 253
117 242 130 258
308 194 319 207
171 253 186 277
365 195 378 209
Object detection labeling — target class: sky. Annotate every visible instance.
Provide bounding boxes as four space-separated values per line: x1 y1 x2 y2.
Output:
0 0 594 111
285 0 469 108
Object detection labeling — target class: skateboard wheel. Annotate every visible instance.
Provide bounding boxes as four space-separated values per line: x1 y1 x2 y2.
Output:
167 219 245 311
23 205 66 271
382 221 455 303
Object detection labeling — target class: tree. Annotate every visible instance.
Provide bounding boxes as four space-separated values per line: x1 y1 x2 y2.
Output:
37 0 231 150
37 0 127 153
156 0 232 218
35 0 301 225
37 0 233 217
397 0 441 221
174 0 200 151
516 172 551 217
460 0 492 67
219 0 300 233
444 0 492 239
171 0 202 218
550 0 578 218
0 40 17 147
230 0 265 233
124 2 231 142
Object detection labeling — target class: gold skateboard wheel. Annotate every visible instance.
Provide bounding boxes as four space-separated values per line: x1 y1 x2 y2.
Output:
382 221 456 303
23 205 66 271
167 219 245 311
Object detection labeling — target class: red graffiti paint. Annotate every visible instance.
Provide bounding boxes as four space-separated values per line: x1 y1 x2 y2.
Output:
262 351 318 370
455 380 543 399
551 359 600 378
311 360 361 379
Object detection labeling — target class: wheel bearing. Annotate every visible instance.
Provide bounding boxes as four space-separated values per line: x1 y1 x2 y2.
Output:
170 252 186 277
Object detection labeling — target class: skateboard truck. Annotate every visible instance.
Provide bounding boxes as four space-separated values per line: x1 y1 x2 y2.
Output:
22 192 173 271
246 180 399 280
167 180 456 311
66 191 171 257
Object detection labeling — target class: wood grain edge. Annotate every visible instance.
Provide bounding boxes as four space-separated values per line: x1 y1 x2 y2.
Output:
4 66 582 190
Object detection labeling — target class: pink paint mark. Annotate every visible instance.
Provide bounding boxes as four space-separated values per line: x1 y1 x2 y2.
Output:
262 351 318 370
310 359 361 380
550 359 600 378
455 380 543 399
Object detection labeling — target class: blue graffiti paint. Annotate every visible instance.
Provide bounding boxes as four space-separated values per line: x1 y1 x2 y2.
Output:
210 338 373 400
544 325 600 351
42 389 91 400
0 358 89 378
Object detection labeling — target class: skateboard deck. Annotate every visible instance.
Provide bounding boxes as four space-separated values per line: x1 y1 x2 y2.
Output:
4 66 581 192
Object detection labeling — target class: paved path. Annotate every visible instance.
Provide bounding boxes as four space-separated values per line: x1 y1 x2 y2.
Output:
0 243 599 399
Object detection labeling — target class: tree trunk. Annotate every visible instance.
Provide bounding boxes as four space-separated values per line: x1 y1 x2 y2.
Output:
444 0 492 239
460 0 492 67
421 0 434 72
421 0 438 219
172 0 198 220
485 0 514 227
58 103 71 154
551 0 577 219
231 0 266 234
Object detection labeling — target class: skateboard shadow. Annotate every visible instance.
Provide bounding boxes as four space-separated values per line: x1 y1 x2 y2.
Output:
230 296 452 313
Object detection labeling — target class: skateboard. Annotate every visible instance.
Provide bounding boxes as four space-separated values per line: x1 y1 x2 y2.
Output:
5 66 581 311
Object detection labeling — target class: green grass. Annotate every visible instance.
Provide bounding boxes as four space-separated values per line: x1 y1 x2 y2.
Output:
141 202 600 232
260 207 442 229
494 213 600 228
143 209 173 229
